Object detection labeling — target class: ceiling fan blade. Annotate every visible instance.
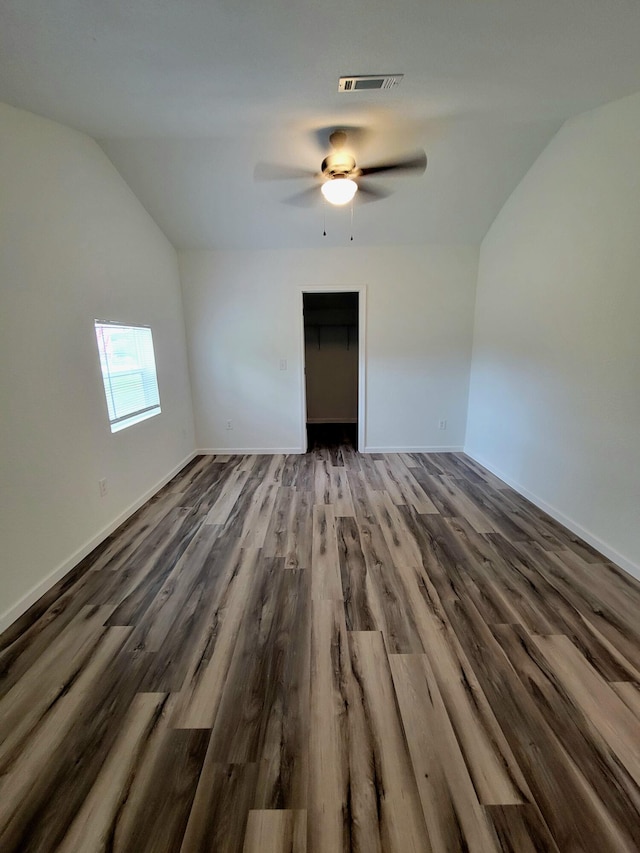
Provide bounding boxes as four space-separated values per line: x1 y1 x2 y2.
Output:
359 151 427 177
254 162 317 181
282 186 320 207
356 181 391 203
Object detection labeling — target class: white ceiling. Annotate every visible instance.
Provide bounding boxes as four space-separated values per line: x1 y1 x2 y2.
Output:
2 0 640 249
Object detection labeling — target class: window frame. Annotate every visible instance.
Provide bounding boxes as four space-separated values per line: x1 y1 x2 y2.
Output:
94 319 162 434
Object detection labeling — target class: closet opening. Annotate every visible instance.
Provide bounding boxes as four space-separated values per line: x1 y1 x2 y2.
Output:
302 290 361 452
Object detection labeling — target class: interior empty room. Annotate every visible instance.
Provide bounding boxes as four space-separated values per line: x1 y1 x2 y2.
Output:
1 2 640 851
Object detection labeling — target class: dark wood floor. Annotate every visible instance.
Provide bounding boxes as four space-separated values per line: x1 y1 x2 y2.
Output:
1 444 639 852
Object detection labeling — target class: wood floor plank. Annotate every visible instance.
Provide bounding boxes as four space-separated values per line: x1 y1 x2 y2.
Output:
374 458 405 504
206 562 309 811
91 700 208 853
455 453 512 491
180 459 238 516
139 530 242 694
532 634 640 787
0 604 116 763
180 762 259 853
425 472 496 533
484 534 640 681
282 455 302 487
357 452 386 491
313 459 332 505
491 624 640 848
452 476 529 541
448 597 640 852
377 456 439 514
328 467 355 517
0 502 184 693
125 522 221 654
0 625 131 806
0 627 141 852
294 454 315 492
265 453 287 484
309 603 429 853
544 549 640 639
610 682 640 721
356 520 425 653
328 444 343 467
105 506 205 624
444 518 565 633
243 810 306 853
82 487 189 576
172 545 260 728
239 482 280 549
344 470 378 523
284 489 313 570
514 540 640 675
56 692 168 853
205 469 251 524
485 804 561 853
399 452 419 468
1 443 639 852
389 653 502 852
308 599 375 853
371 489 424 569
263 486 295 557
336 516 376 632
397 563 531 806
347 631 432 852
310 504 343 601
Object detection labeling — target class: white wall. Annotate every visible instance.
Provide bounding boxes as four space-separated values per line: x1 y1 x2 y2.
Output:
179 245 479 453
0 104 196 629
466 91 640 577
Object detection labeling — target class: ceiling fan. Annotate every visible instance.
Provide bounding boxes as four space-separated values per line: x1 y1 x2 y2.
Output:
255 130 427 207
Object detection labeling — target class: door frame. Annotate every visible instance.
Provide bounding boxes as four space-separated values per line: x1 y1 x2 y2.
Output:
299 284 366 452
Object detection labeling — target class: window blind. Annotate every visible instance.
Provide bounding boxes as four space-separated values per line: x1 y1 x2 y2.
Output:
94 321 161 433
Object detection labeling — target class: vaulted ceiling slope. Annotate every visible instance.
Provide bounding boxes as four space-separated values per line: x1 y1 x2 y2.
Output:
2 1 640 249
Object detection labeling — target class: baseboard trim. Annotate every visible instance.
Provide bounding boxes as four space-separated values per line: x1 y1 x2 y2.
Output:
198 447 304 455
363 445 464 454
0 451 198 635
464 449 640 582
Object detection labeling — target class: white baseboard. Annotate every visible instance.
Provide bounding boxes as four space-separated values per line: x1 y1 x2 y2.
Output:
363 445 464 454
199 446 464 456
306 418 358 424
0 451 198 635
464 450 640 582
198 447 304 455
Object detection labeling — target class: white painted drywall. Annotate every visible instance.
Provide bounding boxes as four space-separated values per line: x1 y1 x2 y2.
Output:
0 104 196 629
179 245 478 453
466 91 640 577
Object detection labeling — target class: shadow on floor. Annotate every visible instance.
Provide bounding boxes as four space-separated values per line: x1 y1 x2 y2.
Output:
306 422 357 452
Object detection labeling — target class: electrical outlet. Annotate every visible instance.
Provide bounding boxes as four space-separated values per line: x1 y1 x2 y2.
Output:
438 419 447 431
99 478 108 497
226 420 233 430
279 358 287 371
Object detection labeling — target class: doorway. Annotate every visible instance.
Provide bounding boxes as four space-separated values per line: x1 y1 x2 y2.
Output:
301 289 365 452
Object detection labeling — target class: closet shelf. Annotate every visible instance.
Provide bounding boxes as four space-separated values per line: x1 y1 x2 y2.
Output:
304 323 359 350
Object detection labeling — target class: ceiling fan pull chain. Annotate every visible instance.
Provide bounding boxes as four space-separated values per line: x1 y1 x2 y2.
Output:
350 201 354 242
323 200 327 237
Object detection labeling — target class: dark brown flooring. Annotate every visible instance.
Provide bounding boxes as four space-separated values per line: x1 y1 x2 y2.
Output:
1 446 639 852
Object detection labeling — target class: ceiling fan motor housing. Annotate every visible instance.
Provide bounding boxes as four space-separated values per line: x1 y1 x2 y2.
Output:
321 152 357 178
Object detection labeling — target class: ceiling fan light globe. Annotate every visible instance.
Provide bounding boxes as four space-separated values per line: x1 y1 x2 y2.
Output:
321 177 358 206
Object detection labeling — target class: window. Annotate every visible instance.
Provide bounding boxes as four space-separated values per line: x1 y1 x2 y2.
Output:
94 321 161 433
